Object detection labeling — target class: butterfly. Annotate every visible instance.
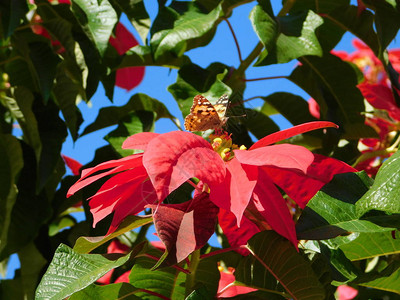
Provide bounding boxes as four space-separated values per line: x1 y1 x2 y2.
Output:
184 94 230 132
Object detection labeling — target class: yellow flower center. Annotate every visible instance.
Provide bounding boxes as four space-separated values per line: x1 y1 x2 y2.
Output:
209 133 246 161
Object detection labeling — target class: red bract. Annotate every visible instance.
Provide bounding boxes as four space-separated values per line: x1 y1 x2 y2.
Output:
68 121 353 260
61 154 83 176
217 268 257 297
109 23 145 91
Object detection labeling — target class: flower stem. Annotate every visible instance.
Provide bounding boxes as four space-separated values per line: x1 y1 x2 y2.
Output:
224 18 243 63
185 249 201 295
278 0 297 17
242 75 288 82
236 42 264 75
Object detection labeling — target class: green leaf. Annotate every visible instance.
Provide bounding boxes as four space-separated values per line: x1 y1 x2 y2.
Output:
323 5 379 55
128 253 186 299
0 0 29 38
6 87 41 158
249 4 278 53
121 45 192 68
356 150 400 215
71 0 118 57
110 0 150 44
69 282 140 300
296 172 399 240
290 53 376 139
81 93 176 136
261 92 317 125
255 10 323 66
53 62 83 141
35 244 133 300
288 0 349 14
239 231 325 300
193 257 220 297
168 62 231 119
0 134 23 257
358 262 400 294
340 231 400 261
242 108 279 140
150 2 222 60
73 215 153 254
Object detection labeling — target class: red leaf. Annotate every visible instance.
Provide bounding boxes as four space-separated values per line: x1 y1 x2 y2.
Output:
218 270 257 297
67 154 143 197
218 209 259 256
147 192 219 264
250 121 338 149
122 132 160 150
337 285 358 300
264 154 356 208
62 154 83 176
209 158 258 226
358 82 400 121
109 23 138 55
235 144 314 174
143 131 226 201
115 66 145 91
252 168 298 248
88 167 157 232
308 98 320 119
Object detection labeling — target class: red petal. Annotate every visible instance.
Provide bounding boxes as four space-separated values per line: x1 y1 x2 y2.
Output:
218 209 259 256
308 98 320 119
147 192 219 264
252 168 298 248
109 23 139 55
358 82 400 121
265 154 356 208
235 144 314 174
143 131 226 201
115 271 130 283
209 158 257 226
67 154 143 197
122 132 160 150
250 121 338 149
218 271 257 297
62 154 83 176
337 285 358 300
115 66 145 91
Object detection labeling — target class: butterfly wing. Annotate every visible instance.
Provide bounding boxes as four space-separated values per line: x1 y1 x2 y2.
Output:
214 94 229 119
184 95 222 131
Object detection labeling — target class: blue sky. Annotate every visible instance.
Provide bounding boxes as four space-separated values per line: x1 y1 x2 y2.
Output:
3 0 400 280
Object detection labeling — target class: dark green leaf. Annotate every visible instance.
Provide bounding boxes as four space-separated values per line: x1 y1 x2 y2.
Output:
150 2 222 60
240 231 325 299
81 93 176 136
357 262 400 294
193 257 220 297
360 0 400 51
261 92 318 125
110 0 150 44
290 53 377 139
69 282 140 300
288 0 349 14
0 0 28 38
0 134 23 257
35 244 133 300
242 108 279 140
356 150 400 215
71 0 118 57
255 10 323 66
128 253 186 299
73 215 153 254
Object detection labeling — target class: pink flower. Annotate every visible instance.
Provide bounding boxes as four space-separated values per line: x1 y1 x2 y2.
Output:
337 285 358 300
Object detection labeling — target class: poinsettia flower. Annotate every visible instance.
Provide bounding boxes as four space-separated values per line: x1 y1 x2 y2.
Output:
68 122 354 261
336 285 358 300
62 154 83 176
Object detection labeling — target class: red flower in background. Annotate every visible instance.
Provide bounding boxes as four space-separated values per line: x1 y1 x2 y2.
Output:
31 0 144 91
68 122 355 263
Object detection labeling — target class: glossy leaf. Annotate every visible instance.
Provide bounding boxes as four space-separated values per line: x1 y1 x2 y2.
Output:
243 108 279 140
255 10 323 66
356 150 400 215
35 244 133 300
81 93 176 136
340 231 400 261
73 215 153 254
128 253 186 299
69 282 140 300
296 172 397 240
358 263 400 294
150 2 222 60
71 0 118 56
1 0 28 38
290 54 376 139
249 4 277 53
239 231 325 300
